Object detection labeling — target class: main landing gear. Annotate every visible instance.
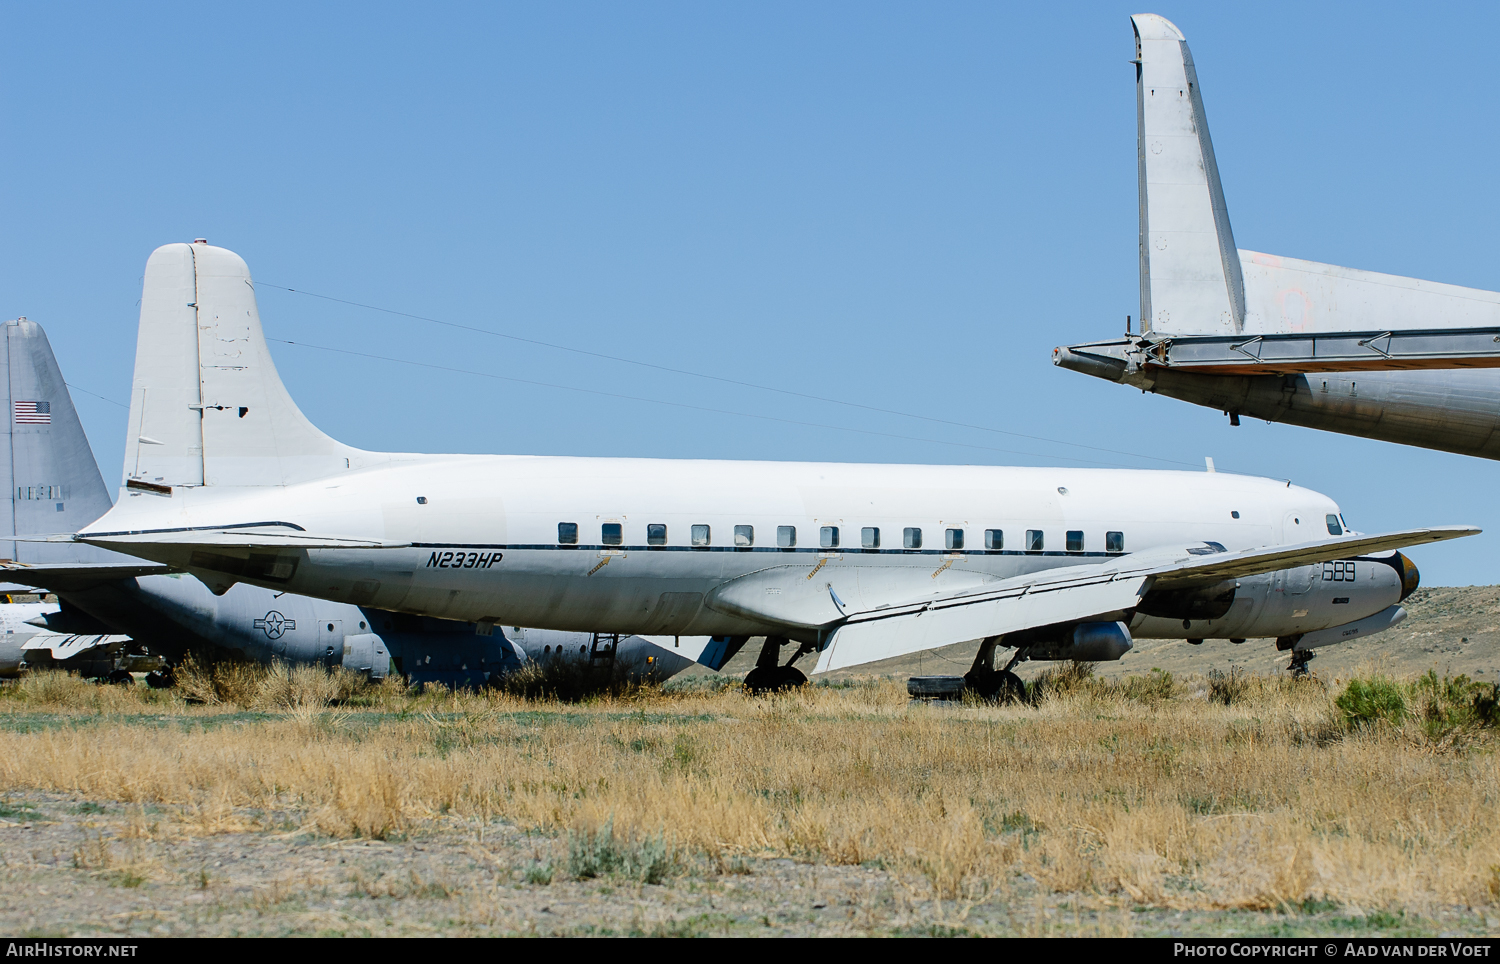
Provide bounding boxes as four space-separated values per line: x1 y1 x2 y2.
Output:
964 635 1026 704
743 636 813 694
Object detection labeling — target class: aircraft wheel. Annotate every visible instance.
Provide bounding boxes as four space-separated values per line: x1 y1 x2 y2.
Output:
145 670 175 690
995 670 1026 704
744 665 806 695
106 670 134 686
965 669 1026 704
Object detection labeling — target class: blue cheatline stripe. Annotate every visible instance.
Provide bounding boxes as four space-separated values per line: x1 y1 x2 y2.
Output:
412 542 1119 558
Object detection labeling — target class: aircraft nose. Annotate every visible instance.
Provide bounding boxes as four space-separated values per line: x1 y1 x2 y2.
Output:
1396 552 1420 600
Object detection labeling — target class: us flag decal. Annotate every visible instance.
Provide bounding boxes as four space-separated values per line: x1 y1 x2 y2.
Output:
14 401 50 424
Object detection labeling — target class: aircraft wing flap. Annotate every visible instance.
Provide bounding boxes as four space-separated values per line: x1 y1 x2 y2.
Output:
815 573 1149 674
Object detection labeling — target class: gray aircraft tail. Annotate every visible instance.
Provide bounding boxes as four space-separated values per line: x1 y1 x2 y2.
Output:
0 319 130 564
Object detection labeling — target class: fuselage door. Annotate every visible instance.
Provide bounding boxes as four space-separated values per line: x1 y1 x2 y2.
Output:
318 618 344 661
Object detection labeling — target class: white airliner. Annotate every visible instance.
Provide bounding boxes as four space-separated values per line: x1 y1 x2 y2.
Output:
59 242 1475 692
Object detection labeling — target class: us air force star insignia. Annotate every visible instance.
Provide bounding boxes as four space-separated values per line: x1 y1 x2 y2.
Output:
253 611 295 640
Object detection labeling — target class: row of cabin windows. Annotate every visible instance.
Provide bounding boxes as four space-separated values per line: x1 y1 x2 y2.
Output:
556 522 1125 553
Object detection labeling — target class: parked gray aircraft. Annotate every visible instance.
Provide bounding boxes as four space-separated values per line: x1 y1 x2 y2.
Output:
0 317 695 686
1053 14 1500 460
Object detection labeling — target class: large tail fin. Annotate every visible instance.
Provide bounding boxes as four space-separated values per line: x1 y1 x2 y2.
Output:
0 319 131 563
124 242 373 492
1134 14 1500 337
1134 13 1245 336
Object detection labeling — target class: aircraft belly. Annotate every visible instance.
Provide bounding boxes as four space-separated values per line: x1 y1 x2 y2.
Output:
1147 369 1500 460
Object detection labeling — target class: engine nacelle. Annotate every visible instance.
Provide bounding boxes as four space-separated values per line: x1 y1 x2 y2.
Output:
1130 553 1412 642
1136 581 1237 621
341 633 391 679
1024 621 1134 661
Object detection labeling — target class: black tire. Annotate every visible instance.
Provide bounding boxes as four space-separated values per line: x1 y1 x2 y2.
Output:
144 670 174 690
744 665 806 695
907 676 967 699
964 668 1027 704
106 669 134 686
995 670 1026 704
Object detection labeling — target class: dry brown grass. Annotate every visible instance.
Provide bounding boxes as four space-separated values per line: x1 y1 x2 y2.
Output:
0 668 1494 917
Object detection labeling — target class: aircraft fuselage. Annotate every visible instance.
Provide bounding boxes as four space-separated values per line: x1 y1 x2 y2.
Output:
88 457 1403 645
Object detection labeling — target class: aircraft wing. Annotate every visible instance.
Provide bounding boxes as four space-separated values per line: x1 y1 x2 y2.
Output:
813 526 1477 673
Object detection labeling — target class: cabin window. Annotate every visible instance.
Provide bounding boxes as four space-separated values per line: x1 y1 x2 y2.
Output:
862 527 880 549
691 524 710 547
601 523 623 546
647 524 667 546
1106 531 1124 553
1026 530 1044 552
945 528 964 551
904 527 922 549
1230 511 1240 519
734 525 754 547
984 529 1003 551
558 522 578 545
1066 531 1084 552
1326 514 1343 536
820 526 839 548
777 526 797 548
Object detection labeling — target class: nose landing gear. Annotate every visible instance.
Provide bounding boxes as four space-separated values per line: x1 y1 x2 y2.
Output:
743 636 812 694
1288 649 1316 677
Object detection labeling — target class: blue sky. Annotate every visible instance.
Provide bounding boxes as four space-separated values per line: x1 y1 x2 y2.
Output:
3 2 1498 584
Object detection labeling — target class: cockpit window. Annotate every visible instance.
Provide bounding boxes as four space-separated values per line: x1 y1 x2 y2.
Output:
1326 514 1343 536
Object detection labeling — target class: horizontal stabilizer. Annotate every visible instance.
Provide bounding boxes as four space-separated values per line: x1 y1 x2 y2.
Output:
20 633 132 661
0 562 175 591
78 527 405 550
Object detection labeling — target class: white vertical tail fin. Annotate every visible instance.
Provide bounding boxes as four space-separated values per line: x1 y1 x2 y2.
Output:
1132 14 1500 338
1134 13 1245 335
124 242 373 492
